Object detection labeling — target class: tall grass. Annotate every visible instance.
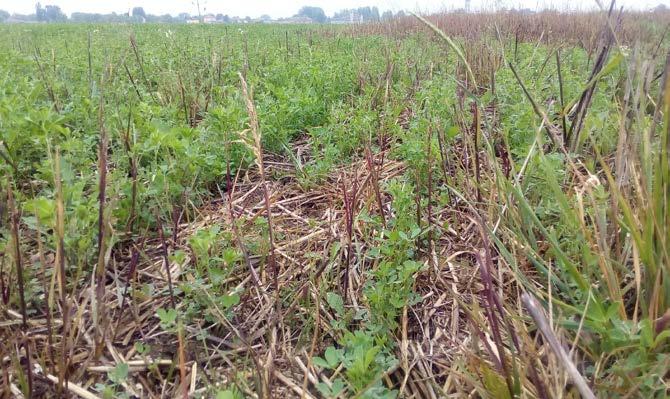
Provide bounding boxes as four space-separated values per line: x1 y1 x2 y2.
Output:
360 9 670 50
415 9 670 396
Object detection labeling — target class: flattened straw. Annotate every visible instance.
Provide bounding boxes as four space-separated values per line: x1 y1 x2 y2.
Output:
521 293 596 399
46 374 102 399
275 370 317 399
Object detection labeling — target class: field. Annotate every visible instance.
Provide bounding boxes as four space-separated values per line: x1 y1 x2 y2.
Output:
1 8 669 399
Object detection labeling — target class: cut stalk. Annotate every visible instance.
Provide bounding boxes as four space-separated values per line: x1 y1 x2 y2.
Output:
94 70 109 358
7 182 32 398
364 146 386 228
53 147 69 396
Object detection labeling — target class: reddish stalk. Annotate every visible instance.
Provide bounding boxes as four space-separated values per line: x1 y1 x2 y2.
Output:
471 101 482 203
129 33 157 102
156 213 187 399
178 74 190 126
123 62 143 101
414 169 422 233
94 79 109 358
0 143 18 177
33 47 60 113
436 125 451 184
556 50 568 144
53 148 69 396
122 104 138 234
35 209 55 373
364 146 386 228
475 220 549 399
426 126 434 245
112 244 140 342
156 214 177 310
341 174 358 303
7 182 32 397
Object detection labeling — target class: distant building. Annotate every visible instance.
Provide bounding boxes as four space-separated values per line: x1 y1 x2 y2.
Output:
186 18 200 24
203 14 216 23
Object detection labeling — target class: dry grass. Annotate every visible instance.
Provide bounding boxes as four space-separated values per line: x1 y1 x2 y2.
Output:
0 129 516 397
355 9 670 47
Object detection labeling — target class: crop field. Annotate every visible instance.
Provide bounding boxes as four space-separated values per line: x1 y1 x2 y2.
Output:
1 8 669 399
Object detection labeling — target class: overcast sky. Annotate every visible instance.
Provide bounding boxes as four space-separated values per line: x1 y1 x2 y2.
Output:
0 0 667 18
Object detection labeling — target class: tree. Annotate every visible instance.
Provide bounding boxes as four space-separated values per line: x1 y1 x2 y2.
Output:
215 13 233 23
35 3 45 21
144 13 171 23
71 12 94 22
36 4 66 22
44 5 66 22
371 6 380 21
132 7 145 17
296 6 326 23
157 14 174 23
0 9 10 22
131 7 147 22
381 10 393 20
332 7 383 22
359 6 371 20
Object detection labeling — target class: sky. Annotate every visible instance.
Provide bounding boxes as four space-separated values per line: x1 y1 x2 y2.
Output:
0 0 667 18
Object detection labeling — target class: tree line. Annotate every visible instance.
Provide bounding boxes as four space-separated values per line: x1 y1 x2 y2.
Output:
0 3 406 23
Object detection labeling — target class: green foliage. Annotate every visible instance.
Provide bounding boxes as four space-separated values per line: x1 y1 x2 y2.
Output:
314 331 397 398
215 388 244 399
108 363 129 385
315 207 425 397
364 227 424 333
316 378 346 398
0 22 361 275
156 308 177 330
95 363 130 399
